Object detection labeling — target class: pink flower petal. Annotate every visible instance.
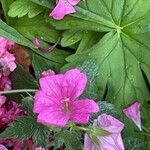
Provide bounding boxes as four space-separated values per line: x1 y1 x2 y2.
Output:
37 109 69 127
123 101 141 131
39 74 63 99
70 99 99 124
33 90 59 113
49 0 76 20
96 114 124 133
62 69 87 100
98 134 124 150
0 37 7 56
0 96 6 107
84 134 96 150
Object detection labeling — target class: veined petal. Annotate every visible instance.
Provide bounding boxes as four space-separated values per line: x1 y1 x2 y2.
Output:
33 90 59 113
62 69 87 100
97 114 124 133
70 99 99 124
98 134 124 150
37 109 69 127
84 134 99 150
39 74 63 100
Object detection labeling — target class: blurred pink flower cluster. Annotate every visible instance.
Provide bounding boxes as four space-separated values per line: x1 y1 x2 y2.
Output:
0 37 16 91
0 37 25 149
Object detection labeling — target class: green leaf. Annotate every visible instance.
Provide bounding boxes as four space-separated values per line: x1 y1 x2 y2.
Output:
30 0 53 8
54 130 83 150
0 19 35 48
8 0 44 18
0 117 50 148
77 31 103 53
124 137 150 150
22 97 34 116
61 30 83 47
9 64 38 99
11 64 38 89
32 52 68 79
11 14 60 43
61 0 150 107
0 0 14 23
0 18 69 66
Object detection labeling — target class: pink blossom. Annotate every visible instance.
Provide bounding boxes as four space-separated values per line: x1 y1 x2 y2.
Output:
123 101 141 131
0 100 24 128
0 36 16 74
2 51 16 72
0 76 11 91
0 37 7 56
0 37 14 55
0 96 6 107
34 69 99 127
0 144 7 150
84 114 125 150
49 0 80 20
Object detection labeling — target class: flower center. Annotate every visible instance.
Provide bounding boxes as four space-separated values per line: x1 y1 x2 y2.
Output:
61 97 71 114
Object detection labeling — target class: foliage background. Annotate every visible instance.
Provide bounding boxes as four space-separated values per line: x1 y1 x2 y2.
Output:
0 0 150 149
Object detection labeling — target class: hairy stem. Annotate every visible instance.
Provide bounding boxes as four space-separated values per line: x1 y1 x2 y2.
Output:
0 89 37 95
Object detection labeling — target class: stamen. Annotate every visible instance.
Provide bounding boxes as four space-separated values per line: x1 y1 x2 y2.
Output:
61 97 71 114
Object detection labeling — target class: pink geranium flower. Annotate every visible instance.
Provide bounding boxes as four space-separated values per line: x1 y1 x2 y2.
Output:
84 114 125 150
0 96 6 107
123 101 141 131
0 100 24 128
34 69 99 127
49 0 80 20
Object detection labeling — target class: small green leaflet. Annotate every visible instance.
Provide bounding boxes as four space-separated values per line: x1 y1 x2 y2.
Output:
21 97 35 116
11 14 60 43
61 30 83 47
54 130 83 150
30 0 53 8
0 117 50 148
0 19 35 48
124 137 150 150
8 0 44 18
32 52 69 79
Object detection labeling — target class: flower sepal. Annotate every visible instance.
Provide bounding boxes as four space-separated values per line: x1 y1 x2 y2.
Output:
88 126 111 137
